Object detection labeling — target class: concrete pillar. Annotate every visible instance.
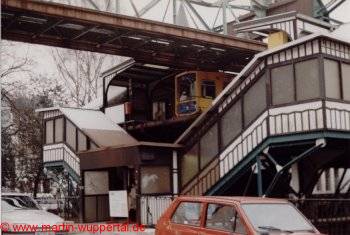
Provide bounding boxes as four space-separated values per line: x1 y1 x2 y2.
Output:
290 163 300 192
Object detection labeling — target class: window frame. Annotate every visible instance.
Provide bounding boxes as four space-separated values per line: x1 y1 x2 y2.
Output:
199 122 219 169
170 201 204 227
203 202 248 235
294 58 321 101
243 73 267 127
45 119 54 144
180 143 200 187
341 61 350 102
219 99 243 150
324 58 341 100
139 165 172 195
201 80 216 99
270 64 295 106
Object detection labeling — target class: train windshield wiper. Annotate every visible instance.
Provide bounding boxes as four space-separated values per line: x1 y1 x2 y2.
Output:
258 225 293 233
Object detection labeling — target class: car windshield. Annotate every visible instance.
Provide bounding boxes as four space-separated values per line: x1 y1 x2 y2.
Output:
241 203 315 233
2 196 40 210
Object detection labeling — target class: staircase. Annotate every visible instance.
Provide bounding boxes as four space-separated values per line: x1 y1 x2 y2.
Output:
181 101 350 196
43 143 80 183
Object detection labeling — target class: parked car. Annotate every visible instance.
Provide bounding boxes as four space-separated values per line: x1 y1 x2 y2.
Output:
1 192 66 234
156 196 323 235
35 193 60 214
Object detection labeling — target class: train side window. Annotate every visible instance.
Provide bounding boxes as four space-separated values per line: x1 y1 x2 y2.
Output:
201 80 216 99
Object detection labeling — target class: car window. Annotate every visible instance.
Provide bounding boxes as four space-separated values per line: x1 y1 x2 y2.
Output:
2 196 40 210
171 202 202 226
205 203 247 234
242 203 315 233
2 199 18 211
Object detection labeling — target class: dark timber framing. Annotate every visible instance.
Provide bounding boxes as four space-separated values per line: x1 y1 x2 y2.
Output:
177 34 350 195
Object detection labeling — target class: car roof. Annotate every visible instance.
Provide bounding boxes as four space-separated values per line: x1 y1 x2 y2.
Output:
175 196 288 204
2 192 32 197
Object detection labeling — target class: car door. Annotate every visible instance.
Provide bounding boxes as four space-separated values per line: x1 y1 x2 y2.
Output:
168 201 203 235
199 203 249 235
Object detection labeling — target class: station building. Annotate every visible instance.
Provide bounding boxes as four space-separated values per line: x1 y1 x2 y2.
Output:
37 13 350 232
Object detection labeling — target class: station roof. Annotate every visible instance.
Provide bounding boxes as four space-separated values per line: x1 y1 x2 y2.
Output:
37 107 138 147
1 0 266 72
103 59 182 87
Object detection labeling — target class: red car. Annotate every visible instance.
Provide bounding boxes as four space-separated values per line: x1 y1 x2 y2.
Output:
156 196 323 235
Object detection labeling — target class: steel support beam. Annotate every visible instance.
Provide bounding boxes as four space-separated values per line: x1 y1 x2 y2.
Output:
207 131 350 196
263 139 326 197
256 155 263 196
222 0 228 35
173 0 177 24
86 0 99 10
184 0 211 31
139 0 162 17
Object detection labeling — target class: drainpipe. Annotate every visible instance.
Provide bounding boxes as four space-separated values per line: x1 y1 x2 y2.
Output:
256 155 263 196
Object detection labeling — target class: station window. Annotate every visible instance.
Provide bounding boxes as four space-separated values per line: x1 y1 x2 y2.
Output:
84 171 109 195
45 120 54 144
220 100 242 148
341 63 350 101
140 166 171 194
66 120 77 151
77 130 87 151
90 141 98 150
181 144 199 186
54 118 64 142
201 80 216 99
324 59 341 99
243 74 267 126
200 123 219 168
271 65 294 105
295 59 320 101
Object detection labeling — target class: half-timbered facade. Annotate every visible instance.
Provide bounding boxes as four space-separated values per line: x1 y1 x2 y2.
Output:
177 32 350 199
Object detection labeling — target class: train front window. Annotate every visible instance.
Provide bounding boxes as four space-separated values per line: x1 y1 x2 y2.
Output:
201 80 216 99
178 73 196 102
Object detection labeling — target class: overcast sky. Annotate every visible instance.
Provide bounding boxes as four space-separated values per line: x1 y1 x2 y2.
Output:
4 0 350 87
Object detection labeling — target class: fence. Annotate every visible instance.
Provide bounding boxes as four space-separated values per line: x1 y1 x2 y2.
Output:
140 195 173 226
292 198 350 235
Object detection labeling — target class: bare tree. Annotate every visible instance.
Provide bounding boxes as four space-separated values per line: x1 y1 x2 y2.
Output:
51 49 118 107
0 41 33 82
1 41 67 193
50 0 123 107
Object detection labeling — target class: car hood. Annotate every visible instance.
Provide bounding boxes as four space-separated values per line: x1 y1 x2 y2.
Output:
261 232 323 235
2 209 64 226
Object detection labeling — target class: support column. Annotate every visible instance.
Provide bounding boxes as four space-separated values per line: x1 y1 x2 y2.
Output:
256 155 263 196
172 150 179 195
222 0 228 35
173 0 177 24
290 163 300 193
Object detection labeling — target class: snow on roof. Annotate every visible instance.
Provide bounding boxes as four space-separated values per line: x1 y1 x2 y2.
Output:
37 106 137 148
60 108 118 130
331 23 350 42
83 97 103 109
176 32 350 144
60 107 138 147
